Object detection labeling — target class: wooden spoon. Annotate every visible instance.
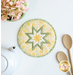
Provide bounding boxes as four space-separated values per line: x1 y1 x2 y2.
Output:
56 51 72 75
62 34 73 75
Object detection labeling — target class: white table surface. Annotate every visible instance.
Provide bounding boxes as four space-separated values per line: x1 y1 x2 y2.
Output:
1 0 73 75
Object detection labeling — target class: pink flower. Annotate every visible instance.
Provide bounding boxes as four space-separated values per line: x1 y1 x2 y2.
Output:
2 12 6 14
10 11 15 15
1 0 3 2
17 15 21 19
59 66 61 68
18 12 22 16
1 16 7 21
9 2 13 5
16 12 22 20
13 16 21 21
27 0 29 3
2 18 6 21
21 5 25 10
24 7 29 12
13 18 19 21
16 1 22 7
21 0 25 3
6 0 10 2
16 10 21 14
10 7 15 10
68 66 70 68
1 0 29 21
5 6 9 8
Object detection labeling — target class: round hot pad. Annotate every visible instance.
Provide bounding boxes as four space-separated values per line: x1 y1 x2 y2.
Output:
18 19 56 57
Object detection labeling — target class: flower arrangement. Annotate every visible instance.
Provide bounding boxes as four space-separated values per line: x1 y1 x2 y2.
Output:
1 0 29 21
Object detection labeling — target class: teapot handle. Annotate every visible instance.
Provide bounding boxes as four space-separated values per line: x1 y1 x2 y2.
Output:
8 46 16 51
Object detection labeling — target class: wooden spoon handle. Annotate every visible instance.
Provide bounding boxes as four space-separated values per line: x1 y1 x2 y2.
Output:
68 71 72 75
68 49 73 75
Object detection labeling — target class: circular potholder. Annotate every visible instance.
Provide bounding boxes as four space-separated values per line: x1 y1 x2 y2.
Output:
18 19 56 57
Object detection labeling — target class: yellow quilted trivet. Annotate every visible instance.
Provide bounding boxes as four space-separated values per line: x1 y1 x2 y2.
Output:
18 19 56 57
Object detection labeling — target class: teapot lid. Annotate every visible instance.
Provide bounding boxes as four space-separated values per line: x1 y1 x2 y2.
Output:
1 55 8 73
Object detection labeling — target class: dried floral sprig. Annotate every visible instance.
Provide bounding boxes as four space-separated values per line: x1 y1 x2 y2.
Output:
1 0 29 21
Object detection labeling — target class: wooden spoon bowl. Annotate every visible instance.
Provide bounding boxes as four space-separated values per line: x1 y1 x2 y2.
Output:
62 34 72 50
56 51 68 62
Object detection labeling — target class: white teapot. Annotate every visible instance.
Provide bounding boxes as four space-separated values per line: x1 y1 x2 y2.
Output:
1 46 21 75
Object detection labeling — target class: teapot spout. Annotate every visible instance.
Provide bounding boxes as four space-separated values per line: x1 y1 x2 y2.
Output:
8 46 16 51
